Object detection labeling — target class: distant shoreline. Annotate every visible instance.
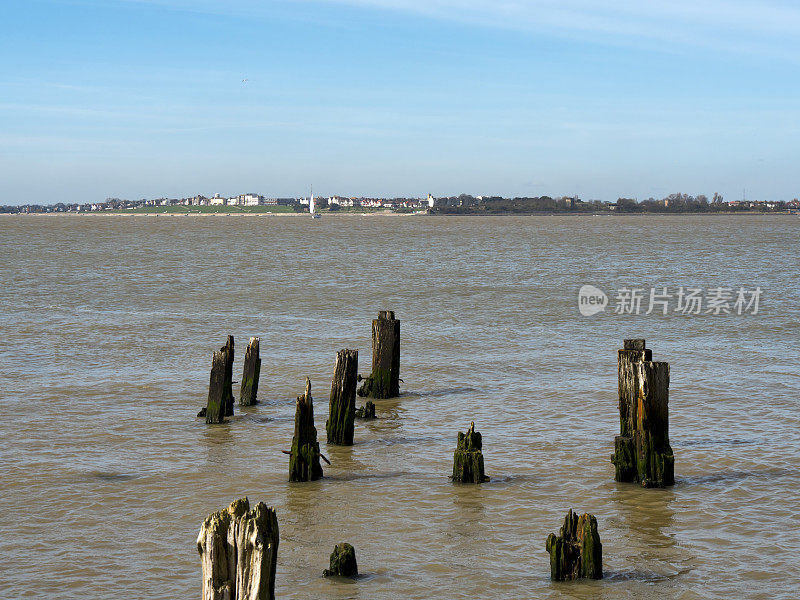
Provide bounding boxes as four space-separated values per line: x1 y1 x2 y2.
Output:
1 210 795 217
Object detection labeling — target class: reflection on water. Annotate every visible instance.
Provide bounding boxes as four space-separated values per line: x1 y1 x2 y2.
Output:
1 214 798 599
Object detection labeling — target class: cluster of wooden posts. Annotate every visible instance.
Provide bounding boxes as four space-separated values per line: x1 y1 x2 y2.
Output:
197 325 673 598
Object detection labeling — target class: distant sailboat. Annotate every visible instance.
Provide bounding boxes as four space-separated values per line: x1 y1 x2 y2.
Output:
309 185 321 219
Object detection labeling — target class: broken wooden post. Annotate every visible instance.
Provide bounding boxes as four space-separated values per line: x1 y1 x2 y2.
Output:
355 400 376 419
289 378 323 481
323 543 358 577
326 349 359 445
357 311 399 399
204 348 227 424
197 497 279 600
222 335 235 416
239 336 261 406
611 339 674 487
451 421 489 483
545 509 602 581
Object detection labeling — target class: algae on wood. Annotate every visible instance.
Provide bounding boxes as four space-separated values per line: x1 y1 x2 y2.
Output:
611 339 674 487
323 543 358 577
326 349 359 445
357 311 399 399
289 378 323 482
239 336 261 406
452 421 489 483
545 509 602 581
197 496 279 600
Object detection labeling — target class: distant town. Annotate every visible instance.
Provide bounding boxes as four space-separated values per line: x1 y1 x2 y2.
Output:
2 192 799 214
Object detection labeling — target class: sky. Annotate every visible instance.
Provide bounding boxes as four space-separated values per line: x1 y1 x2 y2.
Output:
1 0 799 204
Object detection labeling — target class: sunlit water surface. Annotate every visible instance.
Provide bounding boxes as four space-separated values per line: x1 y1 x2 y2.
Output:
1 214 798 599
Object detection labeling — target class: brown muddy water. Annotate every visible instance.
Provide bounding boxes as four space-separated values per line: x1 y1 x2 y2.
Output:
1 214 798 599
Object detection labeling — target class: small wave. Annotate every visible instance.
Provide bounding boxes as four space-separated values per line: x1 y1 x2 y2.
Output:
678 468 799 486
87 471 138 482
414 387 479 398
603 569 684 583
322 471 410 482
678 438 756 447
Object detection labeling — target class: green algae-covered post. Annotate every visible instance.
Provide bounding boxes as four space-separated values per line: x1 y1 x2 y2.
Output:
545 509 602 581
239 336 261 406
355 400 376 419
326 349 359 445
289 378 323 481
323 543 358 577
611 339 674 487
452 421 489 483
204 349 227 424
222 335 235 416
357 311 400 399
197 497 279 600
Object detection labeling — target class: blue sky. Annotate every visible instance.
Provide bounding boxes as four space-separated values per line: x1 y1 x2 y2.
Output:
1 0 799 204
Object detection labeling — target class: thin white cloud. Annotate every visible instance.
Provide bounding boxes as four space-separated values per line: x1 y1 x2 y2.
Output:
95 0 800 59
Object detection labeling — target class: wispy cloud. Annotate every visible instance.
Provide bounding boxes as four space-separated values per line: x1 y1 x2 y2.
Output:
93 0 800 59
318 0 800 57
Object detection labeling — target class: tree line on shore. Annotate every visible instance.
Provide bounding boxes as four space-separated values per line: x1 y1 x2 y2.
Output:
431 192 796 214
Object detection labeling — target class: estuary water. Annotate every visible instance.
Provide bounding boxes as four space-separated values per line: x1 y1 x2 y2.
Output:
1 213 798 599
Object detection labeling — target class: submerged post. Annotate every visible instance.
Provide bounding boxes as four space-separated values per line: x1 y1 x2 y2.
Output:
357 311 400 399
451 421 489 483
326 349 359 445
545 509 602 581
197 497 279 600
355 400 376 419
323 543 358 577
239 336 261 406
611 339 674 487
289 378 323 481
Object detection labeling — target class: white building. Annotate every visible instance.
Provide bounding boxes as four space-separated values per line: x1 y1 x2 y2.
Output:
427 193 435 208
239 193 261 206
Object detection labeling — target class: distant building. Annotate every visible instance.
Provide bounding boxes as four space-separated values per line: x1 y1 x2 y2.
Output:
427 193 435 208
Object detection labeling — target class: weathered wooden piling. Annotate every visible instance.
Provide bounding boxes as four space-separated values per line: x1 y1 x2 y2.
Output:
239 336 261 406
355 400 376 419
204 349 228 424
197 497 279 600
357 311 400 399
289 378 324 482
222 335 235 416
326 349 359 445
611 339 674 487
205 336 235 422
452 421 489 483
545 509 602 581
323 543 358 577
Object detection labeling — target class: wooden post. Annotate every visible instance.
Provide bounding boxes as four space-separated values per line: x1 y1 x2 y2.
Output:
357 311 400 399
222 335 235 416
326 349 359 445
612 339 674 487
452 421 489 483
239 337 261 406
197 497 279 600
323 543 358 577
289 378 323 482
545 509 602 581
205 349 227 424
